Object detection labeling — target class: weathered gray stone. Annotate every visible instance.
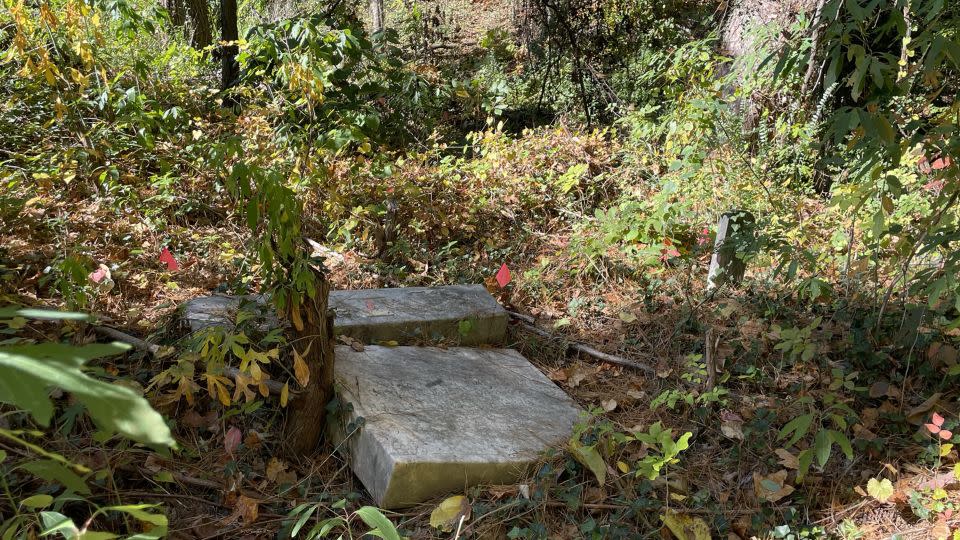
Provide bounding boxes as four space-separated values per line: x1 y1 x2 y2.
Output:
182 285 508 346
329 345 581 508
707 210 756 291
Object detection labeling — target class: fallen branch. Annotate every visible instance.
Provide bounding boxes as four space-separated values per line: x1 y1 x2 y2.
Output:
93 325 288 396
506 311 658 376
93 325 160 355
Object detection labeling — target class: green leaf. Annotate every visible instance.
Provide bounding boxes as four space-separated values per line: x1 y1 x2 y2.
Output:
19 460 90 494
101 504 167 527
0 308 90 321
569 440 607 485
39 511 79 537
307 517 345 538
0 342 174 448
19 494 54 509
778 413 814 447
814 430 832 467
828 430 854 460
354 506 400 540
77 532 118 540
797 449 814 481
289 504 318 537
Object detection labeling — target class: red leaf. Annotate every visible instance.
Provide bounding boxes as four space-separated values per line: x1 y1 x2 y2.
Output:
939 430 953 440
495 263 511 288
159 247 179 271
932 412 945 427
224 426 242 455
926 423 942 434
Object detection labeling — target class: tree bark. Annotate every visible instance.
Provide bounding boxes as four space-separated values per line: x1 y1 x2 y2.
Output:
185 0 212 49
283 270 336 456
165 0 186 27
220 0 240 89
369 0 385 33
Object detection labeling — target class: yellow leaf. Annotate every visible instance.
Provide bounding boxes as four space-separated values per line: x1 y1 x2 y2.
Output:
866 477 894 503
290 304 304 332
293 347 310 388
941 443 954 457
280 382 289 407
661 510 711 540
265 458 287 482
429 495 471 532
616 461 629 474
569 440 606 485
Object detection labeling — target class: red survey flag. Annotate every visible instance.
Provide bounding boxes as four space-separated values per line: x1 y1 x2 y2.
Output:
159 247 179 271
495 263 511 288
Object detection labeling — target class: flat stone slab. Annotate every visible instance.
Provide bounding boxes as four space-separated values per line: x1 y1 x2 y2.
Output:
182 285 508 346
330 345 581 508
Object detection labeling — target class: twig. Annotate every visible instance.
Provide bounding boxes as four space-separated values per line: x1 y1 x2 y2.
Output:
704 327 717 392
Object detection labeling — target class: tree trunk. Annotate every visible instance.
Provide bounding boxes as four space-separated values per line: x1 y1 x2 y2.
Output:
369 0 385 33
283 270 336 456
720 0 818 130
166 0 186 27
185 0 212 49
220 0 240 89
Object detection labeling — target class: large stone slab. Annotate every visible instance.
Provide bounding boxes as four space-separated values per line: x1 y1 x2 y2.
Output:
329 345 581 509
182 285 508 345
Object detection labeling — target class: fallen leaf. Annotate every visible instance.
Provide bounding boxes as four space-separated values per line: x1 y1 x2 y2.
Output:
601 399 618 412
244 430 263 449
869 381 889 399
565 365 593 388
265 458 287 482
929 342 959 368
495 263 511 288
429 495 471 532
775 448 800 470
866 477 894 503
753 470 795 502
159 247 179 271
931 517 950 540
661 510 711 540
236 495 259 525
224 426 242 455
906 393 943 425
720 411 744 440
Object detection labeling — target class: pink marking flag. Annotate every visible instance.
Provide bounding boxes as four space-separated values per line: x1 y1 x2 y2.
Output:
495 263 511 288
159 247 179 271
89 267 108 284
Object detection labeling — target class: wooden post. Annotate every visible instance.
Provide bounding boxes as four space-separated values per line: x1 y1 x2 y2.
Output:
283 268 336 455
707 210 755 291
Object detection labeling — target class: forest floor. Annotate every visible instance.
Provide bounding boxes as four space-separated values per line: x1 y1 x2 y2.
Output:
2 0 960 538
4 131 960 539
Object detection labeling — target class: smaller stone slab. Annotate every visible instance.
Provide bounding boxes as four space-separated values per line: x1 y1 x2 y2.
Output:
181 285 508 346
330 345 581 509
